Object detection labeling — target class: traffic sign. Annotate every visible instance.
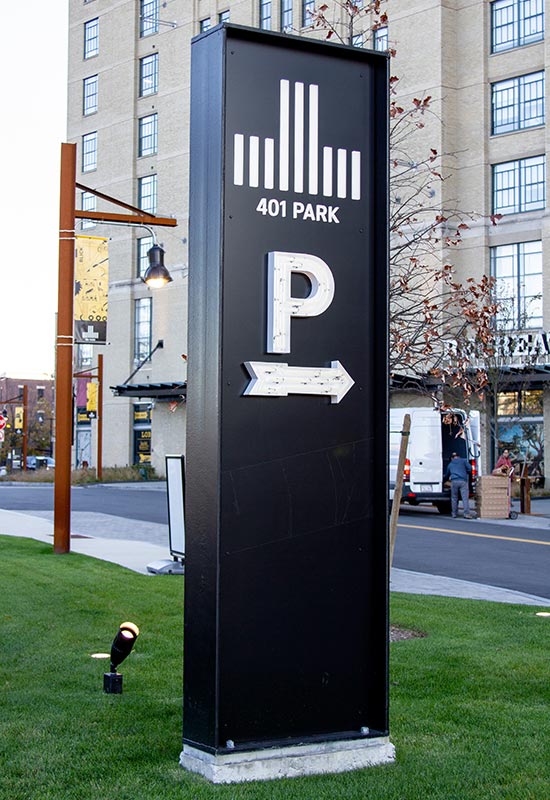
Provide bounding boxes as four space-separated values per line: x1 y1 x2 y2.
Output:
0 415 7 431
0 430 4 442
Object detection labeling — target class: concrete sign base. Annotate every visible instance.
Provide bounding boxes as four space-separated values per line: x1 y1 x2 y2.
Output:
180 737 395 784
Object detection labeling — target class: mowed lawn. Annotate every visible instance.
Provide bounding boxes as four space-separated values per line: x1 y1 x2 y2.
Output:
1 535 548 800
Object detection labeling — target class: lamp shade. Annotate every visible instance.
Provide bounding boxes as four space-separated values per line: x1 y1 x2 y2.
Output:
143 244 173 288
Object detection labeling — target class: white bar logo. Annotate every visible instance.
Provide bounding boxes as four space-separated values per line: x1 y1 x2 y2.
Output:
233 80 362 200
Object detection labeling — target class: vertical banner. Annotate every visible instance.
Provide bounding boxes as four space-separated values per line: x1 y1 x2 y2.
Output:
184 25 390 779
133 404 152 465
86 382 98 419
74 236 109 345
14 407 23 431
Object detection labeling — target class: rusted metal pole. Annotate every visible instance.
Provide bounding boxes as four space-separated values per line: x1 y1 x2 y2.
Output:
97 353 103 481
22 385 28 471
54 143 77 554
520 463 531 515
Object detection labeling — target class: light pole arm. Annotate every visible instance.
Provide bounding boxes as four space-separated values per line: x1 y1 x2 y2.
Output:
74 181 177 227
53 142 178 555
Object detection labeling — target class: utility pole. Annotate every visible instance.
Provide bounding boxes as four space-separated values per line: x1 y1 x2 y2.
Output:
54 143 76 553
22 385 28 472
97 353 103 482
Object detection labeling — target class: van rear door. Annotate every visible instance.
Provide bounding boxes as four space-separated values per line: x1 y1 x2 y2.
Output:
389 409 408 499
408 409 442 494
467 410 481 469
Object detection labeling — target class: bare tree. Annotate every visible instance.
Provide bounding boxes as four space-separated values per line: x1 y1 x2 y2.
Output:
307 1 499 401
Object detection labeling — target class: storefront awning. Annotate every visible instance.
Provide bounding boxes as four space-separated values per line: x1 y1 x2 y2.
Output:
492 366 550 387
110 381 187 400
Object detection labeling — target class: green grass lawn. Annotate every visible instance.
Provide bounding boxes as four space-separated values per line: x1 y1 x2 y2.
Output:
1 535 548 800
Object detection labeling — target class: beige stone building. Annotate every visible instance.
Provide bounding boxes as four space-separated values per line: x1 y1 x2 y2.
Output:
67 0 549 482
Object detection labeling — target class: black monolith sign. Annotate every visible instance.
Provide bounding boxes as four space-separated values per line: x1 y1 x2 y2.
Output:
183 24 390 777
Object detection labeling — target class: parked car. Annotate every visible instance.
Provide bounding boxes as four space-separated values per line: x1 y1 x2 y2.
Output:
36 456 55 470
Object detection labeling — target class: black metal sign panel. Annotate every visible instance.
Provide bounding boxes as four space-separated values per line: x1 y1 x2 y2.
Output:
185 24 389 754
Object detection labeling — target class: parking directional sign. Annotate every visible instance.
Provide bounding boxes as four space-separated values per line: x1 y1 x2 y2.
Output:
184 24 390 775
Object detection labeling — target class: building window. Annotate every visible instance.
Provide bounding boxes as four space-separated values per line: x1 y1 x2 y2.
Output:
140 0 159 37
134 298 152 362
137 235 154 278
491 241 543 329
302 0 314 26
352 33 364 47
139 53 158 97
281 0 293 29
81 191 96 230
83 75 98 115
84 18 99 58
497 389 543 415
138 175 158 214
492 71 544 134
496 390 544 482
219 10 230 22
260 0 272 30
374 26 389 50
200 18 212 32
491 0 544 53
492 155 545 214
138 114 158 157
82 132 97 172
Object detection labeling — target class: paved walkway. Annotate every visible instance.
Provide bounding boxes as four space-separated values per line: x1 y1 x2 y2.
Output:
0 497 549 606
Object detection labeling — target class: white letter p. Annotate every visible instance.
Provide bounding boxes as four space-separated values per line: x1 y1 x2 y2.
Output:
267 251 335 354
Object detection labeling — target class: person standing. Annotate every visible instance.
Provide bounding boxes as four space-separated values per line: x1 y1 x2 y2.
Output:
444 452 473 519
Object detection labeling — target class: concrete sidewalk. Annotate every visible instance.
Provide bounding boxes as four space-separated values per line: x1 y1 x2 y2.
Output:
0 508 170 575
1 507 549 606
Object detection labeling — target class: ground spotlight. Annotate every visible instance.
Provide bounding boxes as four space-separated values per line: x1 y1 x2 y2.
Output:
103 621 140 694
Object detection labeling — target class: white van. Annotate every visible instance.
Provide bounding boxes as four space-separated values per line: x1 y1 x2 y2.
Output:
389 407 481 515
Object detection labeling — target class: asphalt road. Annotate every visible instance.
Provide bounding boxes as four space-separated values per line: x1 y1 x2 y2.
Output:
394 505 550 600
0 482 168 524
1 483 549 599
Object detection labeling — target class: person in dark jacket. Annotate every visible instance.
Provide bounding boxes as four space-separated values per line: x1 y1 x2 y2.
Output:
444 452 473 518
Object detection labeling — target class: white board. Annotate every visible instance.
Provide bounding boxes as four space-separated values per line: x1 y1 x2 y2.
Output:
166 455 185 559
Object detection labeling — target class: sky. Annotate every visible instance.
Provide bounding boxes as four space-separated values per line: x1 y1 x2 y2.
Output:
1 2 69 378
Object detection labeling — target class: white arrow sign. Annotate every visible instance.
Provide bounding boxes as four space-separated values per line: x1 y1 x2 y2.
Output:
243 360 354 404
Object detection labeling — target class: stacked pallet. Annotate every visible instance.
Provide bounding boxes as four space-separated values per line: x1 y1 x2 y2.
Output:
476 475 509 518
